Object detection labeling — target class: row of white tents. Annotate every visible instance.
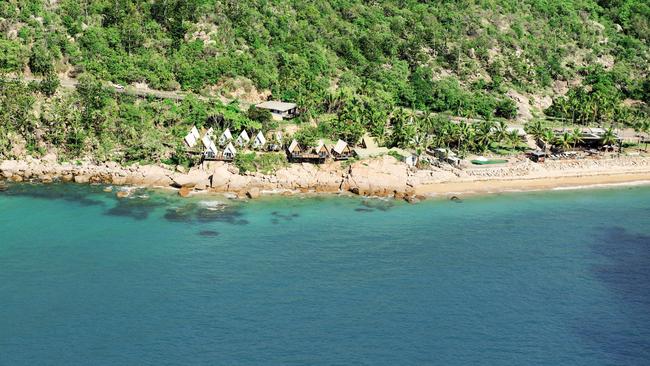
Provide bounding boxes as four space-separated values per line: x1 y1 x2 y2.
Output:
183 127 285 160
183 127 418 165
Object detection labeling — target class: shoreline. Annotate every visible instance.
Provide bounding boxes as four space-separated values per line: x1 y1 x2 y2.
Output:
2 155 650 201
416 172 650 198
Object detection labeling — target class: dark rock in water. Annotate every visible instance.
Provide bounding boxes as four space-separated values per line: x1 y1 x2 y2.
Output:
2 184 104 206
270 211 299 221
105 198 163 220
361 199 394 211
163 206 196 223
354 207 374 212
450 196 463 203
270 218 280 225
198 230 220 237
195 206 249 225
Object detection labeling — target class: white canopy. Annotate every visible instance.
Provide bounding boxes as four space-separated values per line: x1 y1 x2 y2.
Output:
207 141 218 154
253 131 267 148
223 142 237 157
201 134 213 149
315 139 324 151
236 130 250 146
184 133 198 148
190 126 200 139
288 139 300 153
333 139 348 154
219 128 233 144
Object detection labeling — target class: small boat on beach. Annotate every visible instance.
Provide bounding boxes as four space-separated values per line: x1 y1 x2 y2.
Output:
471 157 508 165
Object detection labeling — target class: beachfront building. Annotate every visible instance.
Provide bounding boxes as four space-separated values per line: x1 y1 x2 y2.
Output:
391 148 418 167
236 130 250 147
201 135 219 160
361 134 378 149
313 140 330 158
219 128 233 145
528 151 546 163
286 139 327 163
184 126 201 148
267 131 283 151
256 101 298 121
287 139 302 156
223 142 237 160
252 131 267 150
405 154 418 167
430 148 460 166
331 139 353 160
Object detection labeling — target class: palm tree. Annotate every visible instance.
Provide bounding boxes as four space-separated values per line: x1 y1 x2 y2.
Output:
494 120 509 144
541 129 555 153
456 121 472 152
507 130 521 148
556 132 574 152
473 121 495 153
635 119 650 135
571 128 584 149
525 120 545 145
601 127 618 147
411 132 430 157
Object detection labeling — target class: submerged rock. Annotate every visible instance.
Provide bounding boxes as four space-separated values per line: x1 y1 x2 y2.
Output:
178 186 192 197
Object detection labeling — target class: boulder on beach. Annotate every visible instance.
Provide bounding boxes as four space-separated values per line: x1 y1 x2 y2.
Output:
74 174 90 184
178 186 192 197
171 169 210 189
347 156 409 197
246 187 261 199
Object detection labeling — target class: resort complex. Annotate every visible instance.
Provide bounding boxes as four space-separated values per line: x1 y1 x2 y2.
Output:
0 0 648 200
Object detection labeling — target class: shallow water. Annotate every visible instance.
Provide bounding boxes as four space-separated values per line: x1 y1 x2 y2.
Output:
1 184 649 365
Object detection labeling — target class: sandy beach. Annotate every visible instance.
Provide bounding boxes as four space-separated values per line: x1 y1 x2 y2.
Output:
416 172 650 197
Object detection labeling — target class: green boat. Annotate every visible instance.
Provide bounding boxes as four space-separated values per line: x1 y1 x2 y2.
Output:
471 159 508 165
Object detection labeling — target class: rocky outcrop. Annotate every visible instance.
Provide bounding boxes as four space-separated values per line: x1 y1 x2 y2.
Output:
345 156 413 197
3 154 650 202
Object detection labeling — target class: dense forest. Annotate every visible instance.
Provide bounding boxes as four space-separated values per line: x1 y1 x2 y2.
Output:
0 0 648 162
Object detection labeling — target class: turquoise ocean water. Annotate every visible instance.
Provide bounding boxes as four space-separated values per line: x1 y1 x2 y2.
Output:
1 183 649 365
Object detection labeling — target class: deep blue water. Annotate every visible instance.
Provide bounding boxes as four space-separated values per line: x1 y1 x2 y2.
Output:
1 183 649 365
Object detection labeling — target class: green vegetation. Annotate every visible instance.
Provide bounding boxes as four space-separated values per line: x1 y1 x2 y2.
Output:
0 77 258 162
234 152 288 174
525 119 621 151
0 0 649 163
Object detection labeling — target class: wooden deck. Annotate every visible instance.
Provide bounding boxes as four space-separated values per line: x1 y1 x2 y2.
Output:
202 152 234 162
288 153 328 163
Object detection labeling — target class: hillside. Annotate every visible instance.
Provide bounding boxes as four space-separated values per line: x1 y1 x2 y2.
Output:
0 0 649 163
